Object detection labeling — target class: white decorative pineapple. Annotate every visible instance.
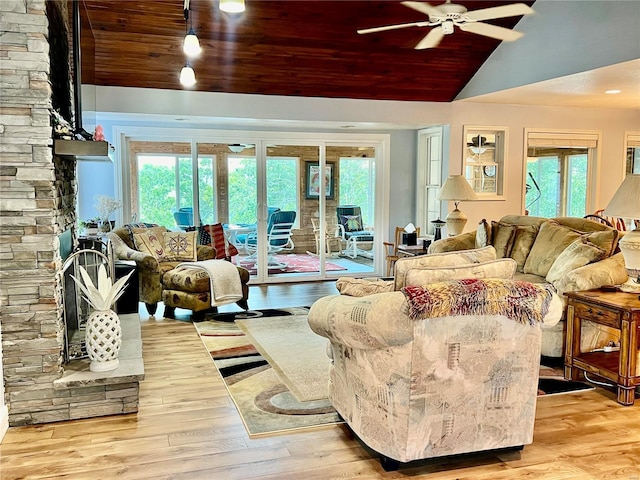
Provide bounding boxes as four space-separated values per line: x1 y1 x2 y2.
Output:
71 265 134 372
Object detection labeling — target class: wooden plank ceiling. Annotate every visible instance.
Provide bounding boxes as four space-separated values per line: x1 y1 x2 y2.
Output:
81 0 535 102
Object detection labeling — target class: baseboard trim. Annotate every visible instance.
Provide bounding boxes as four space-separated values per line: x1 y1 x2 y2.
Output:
0 404 9 443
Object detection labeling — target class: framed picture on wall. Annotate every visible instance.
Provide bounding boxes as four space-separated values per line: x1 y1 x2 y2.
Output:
306 163 334 199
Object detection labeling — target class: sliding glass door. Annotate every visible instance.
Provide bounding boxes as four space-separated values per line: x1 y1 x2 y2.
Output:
119 128 388 284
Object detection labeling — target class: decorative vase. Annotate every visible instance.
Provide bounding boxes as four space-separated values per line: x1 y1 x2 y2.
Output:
85 309 122 372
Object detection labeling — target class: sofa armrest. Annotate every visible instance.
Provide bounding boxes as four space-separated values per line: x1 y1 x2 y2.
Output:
552 252 627 298
107 232 158 270
428 231 476 253
308 292 412 350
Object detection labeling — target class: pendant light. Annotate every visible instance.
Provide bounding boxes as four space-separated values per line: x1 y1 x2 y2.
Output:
183 5 201 58
220 0 245 13
180 63 196 87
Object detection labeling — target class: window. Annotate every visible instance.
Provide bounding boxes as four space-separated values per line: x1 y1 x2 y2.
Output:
416 127 444 236
227 155 299 226
525 131 599 217
338 157 375 226
136 154 193 227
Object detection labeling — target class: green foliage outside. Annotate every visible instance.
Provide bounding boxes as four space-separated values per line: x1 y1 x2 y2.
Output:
526 152 587 217
339 158 375 224
138 162 178 227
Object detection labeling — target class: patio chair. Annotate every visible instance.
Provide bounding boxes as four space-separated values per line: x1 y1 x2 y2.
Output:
244 210 296 267
173 207 194 230
336 205 374 259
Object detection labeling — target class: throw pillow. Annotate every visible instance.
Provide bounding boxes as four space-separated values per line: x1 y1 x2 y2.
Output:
133 231 166 260
163 231 198 261
546 238 607 285
475 219 491 248
509 225 539 272
404 258 517 287
204 223 239 259
394 245 497 290
523 222 582 277
124 222 158 248
340 214 363 232
198 224 212 246
584 229 619 257
490 221 518 258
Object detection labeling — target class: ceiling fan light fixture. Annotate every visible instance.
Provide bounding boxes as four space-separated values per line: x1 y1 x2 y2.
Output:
180 64 196 87
183 28 201 57
220 0 245 13
441 20 455 34
228 144 246 153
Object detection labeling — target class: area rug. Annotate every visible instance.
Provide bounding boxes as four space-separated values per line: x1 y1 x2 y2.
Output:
194 307 342 437
236 315 331 402
236 253 347 275
538 364 595 396
194 309 593 436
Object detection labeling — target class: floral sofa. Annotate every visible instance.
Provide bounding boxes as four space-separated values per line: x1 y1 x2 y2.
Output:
308 273 563 469
107 224 249 316
427 215 627 358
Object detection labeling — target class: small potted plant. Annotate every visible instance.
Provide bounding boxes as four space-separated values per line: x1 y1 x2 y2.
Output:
80 218 100 235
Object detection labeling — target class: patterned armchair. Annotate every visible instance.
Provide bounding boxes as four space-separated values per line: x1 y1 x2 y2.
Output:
107 224 249 316
308 277 562 470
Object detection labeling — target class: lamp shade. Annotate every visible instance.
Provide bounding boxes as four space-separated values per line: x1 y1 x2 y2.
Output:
603 174 640 219
220 0 245 13
179 64 196 87
438 175 478 202
183 28 201 57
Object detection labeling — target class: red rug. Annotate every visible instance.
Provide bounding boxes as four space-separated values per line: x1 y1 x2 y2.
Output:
236 253 347 275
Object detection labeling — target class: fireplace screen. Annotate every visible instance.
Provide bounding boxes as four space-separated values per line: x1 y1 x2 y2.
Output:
61 247 112 362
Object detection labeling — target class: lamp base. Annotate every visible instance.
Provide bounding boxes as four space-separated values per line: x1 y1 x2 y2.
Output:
618 228 640 293
445 208 467 237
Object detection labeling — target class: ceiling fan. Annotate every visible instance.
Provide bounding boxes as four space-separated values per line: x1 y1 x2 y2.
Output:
357 1 534 49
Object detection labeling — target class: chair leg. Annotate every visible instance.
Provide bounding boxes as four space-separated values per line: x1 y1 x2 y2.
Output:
163 305 176 319
145 303 157 316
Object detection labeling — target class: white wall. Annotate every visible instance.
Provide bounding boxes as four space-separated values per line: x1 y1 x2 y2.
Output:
457 0 640 99
88 86 638 237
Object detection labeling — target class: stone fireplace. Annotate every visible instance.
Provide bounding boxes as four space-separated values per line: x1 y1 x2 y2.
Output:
0 0 142 427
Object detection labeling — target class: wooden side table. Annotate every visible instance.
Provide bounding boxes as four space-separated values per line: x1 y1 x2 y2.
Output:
564 289 640 405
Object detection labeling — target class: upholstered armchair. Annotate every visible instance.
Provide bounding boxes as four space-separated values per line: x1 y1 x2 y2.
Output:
107 224 249 316
308 278 563 470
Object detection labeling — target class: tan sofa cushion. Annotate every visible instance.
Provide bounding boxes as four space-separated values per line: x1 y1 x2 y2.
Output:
509 225 539 272
523 222 583 277
546 238 607 285
404 258 517 286
394 246 497 290
491 221 517 258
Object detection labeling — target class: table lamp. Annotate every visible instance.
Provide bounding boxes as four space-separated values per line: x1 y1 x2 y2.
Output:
604 174 640 292
438 175 478 236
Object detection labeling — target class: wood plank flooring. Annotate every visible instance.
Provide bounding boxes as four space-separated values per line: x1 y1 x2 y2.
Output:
1 281 640 479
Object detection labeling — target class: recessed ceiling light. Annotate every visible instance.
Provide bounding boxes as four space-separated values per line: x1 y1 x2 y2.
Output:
605 89 621 94
341 125 356 129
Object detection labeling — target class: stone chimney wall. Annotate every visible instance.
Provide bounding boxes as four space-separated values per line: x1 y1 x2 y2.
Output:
0 0 71 425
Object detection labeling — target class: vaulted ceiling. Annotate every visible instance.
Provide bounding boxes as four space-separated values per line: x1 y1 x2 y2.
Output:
79 0 535 103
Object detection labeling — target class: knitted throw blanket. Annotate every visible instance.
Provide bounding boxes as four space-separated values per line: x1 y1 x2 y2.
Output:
401 278 554 326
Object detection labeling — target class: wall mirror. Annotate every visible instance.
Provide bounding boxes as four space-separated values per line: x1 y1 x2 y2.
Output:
463 126 507 200
625 131 640 175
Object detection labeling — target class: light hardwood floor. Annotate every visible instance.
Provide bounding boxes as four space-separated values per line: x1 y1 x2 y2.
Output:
1 281 640 479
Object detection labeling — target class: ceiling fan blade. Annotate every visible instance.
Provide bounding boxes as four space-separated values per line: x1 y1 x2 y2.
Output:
415 27 445 49
459 22 524 41
358 21 423 34
401 1 442 17
464 3 534 22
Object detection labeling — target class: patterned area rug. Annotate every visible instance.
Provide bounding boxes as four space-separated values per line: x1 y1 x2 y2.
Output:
236 253 347 275
194 307 342 437
194 308 593 436
538 364 595 396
